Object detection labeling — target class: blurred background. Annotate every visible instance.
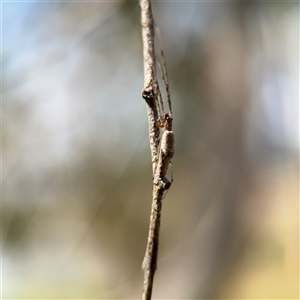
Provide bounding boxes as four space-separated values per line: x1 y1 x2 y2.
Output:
2 1 299 299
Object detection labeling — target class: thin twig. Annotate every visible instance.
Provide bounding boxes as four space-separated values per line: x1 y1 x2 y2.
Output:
141 187 164 300
140 1 174 299
139 0 162 299
140 0 160 175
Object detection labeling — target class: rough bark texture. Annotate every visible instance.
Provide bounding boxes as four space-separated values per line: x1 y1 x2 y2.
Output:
142 187 163 300
139 0 162 299
140 0 160 175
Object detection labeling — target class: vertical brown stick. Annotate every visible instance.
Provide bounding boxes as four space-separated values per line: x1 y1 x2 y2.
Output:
140 0 160 175
142 188 164 300
139 0 162 299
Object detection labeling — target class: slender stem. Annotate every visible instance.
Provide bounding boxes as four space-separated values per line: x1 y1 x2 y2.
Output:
139 1 162 299
140 0 160 174
142 187 163 300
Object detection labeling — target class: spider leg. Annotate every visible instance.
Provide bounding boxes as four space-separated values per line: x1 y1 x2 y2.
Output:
162 162 173 200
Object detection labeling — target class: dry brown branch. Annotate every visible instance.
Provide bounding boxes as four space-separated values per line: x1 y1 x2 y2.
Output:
139 1 174 299
139 0 160 175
